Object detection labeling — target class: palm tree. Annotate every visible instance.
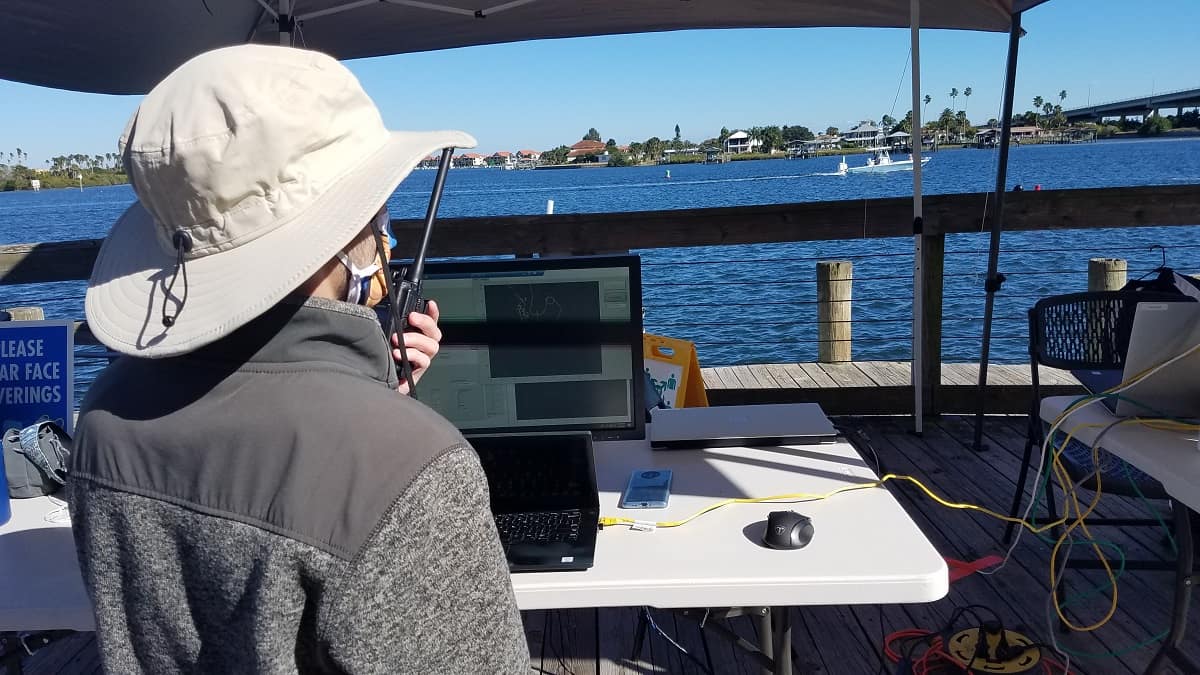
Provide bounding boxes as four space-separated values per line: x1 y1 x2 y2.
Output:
1059 90 1067 107
15 148 23 166
1033 96 1045 129
962 88 972 138
923 94 932 122
947 89 958 140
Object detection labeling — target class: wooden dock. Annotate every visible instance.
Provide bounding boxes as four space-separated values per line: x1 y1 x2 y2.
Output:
702 361 1083 414
18 414 1196 675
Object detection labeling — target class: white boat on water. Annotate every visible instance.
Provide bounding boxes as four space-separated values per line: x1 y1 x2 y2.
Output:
836 147 930 175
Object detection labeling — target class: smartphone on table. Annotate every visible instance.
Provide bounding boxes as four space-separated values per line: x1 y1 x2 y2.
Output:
619 469 673 509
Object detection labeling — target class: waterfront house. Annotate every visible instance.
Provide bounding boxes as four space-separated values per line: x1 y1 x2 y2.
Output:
567 139 607 163
516 149 541 162
842 121 884 147
453 152 486 168
417 155 440 169
1010 125 1040 140
722 131 760 154
487 151 515 168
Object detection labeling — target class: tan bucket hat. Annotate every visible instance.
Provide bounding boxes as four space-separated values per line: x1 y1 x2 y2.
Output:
85 44 475 358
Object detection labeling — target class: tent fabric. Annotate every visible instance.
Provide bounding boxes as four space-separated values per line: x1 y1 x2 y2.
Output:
5 0 1049 95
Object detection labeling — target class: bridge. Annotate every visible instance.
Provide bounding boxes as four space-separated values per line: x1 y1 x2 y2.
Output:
1063 86 1200 122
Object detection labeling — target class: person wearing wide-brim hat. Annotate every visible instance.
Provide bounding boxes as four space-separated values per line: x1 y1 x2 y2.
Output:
69 44 528 674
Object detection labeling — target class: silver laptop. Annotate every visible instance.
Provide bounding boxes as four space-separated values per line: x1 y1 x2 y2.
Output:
1114 302 1200 419
650 403 838 449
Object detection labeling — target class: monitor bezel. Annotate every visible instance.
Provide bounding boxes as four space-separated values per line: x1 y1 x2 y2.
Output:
399 254 646 441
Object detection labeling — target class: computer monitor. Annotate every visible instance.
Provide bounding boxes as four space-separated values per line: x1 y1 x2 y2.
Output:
409 255 645 440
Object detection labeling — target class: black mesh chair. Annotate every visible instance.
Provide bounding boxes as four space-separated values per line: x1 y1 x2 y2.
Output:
1004 290 1192 547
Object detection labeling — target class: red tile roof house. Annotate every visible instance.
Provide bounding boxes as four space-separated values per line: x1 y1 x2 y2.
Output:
566 140 607 163
487 151 514 167
453 152 486 168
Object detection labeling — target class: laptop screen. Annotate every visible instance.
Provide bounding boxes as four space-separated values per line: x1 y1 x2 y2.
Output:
410 255 645 440
469 434 598 513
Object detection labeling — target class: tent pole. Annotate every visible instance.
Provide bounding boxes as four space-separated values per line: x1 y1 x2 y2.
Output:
279 0 294 46
910 0 924 435
972 12 1022 451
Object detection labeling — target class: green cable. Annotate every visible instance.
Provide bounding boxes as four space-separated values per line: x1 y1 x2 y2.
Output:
1021 416 1181 658
1030 433 1129 605
1127 472 1177 555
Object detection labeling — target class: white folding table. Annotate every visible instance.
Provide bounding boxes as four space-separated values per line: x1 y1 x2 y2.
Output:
1041 396 1200 675
1 435 948 675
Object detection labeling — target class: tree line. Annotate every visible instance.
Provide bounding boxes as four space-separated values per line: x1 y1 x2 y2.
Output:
0 148 128 190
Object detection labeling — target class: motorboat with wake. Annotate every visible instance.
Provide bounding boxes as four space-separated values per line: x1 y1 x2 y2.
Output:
836 147 930 175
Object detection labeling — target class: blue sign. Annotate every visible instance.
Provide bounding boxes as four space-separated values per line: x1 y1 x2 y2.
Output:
0 321 74 435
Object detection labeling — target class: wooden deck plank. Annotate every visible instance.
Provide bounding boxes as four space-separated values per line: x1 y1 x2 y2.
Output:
779 363 821 389
735 364 778 389
762 363 805 390
798 363 839 388
816 362 877 388
727 366 764 389
709 366 741 390
856 360 907 387
987 364 1027 386
798 605 883 673
745 364 785 389
666 611 754 675
941 363 977 386
878 361 914 385
700 368 723 390
529 609 599 675
598 607 670 674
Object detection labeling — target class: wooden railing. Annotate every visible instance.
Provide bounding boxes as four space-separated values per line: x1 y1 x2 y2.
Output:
2 185 1197 284
3 184 1198 413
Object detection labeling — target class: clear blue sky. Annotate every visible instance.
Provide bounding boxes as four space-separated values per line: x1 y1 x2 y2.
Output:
1 0 1197 163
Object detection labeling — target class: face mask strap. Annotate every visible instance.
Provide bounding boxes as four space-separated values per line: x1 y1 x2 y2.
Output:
336 251 381 305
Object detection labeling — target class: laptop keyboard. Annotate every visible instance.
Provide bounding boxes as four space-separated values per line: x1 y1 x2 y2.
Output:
495 509 583 545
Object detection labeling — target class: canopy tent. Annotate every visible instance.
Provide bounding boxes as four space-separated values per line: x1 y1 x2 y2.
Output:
5 0 1048 96
1 0 1043 434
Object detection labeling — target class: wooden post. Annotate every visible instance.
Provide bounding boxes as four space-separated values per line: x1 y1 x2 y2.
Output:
1088 258 1127 292
817 261 852 363
921 234 945 416
4 306 44 321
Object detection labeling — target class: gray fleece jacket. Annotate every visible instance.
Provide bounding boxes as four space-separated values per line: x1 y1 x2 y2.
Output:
67 297 529 674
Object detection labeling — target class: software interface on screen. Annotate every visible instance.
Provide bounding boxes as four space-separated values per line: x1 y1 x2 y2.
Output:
416 261 640 435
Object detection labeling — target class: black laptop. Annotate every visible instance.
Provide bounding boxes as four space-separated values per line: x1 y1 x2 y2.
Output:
467 433 600 572
1073 369 1123 413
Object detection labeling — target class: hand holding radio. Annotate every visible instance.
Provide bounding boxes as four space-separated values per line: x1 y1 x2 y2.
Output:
391 300 442 395
377 145 454 398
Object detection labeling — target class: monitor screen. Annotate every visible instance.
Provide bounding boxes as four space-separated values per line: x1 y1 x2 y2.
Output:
410 255 645 440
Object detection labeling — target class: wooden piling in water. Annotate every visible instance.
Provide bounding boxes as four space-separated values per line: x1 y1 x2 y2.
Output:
1088 258 1127 292
817 261 852 363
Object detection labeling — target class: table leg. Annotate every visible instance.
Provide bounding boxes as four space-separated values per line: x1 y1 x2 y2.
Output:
758 609 774 675
1146 501 1200 675
771 606 792 675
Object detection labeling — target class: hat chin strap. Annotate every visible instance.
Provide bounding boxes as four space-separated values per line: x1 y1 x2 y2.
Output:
161 231 193 328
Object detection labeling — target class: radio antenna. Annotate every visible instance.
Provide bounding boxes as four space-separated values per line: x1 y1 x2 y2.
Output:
375 146 455 398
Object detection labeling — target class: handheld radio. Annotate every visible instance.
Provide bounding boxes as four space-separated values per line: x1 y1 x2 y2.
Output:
373 146 455 398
